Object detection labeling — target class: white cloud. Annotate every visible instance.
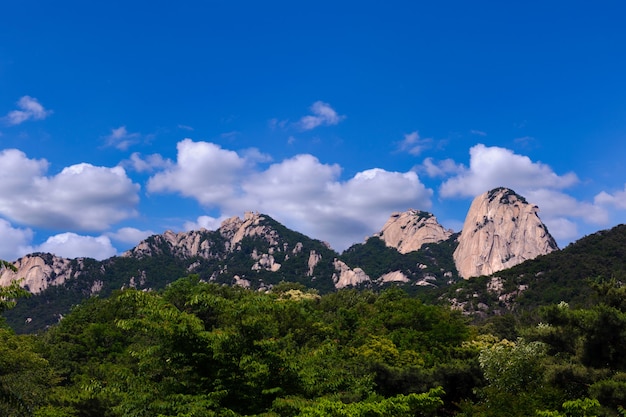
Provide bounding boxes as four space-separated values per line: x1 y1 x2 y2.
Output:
36 233 117 260
104 126 141 150
298 101 345 130
398 131 432 156
184 215 229 231
148 140 433 250
440 144 579 198
0 149 139 230
438 144 611 245
241 148 273 163
0 219 34 261
4 96 52 125
594 184 626 210
147 139 247 205
107 227 155 245
238 158 432 250
125 152 172 173
420 157 464 178
525 189 608 225
541 217 579 243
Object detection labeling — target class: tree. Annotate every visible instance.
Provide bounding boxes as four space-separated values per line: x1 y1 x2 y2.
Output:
0 261 56 416
0 261 29 315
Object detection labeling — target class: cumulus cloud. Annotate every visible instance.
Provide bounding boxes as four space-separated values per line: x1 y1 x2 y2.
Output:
437 144 610 244
104 126 141 150
184 215 229 231
239 158 432 250
298 101 345 130
147 139 247 205
397 131 432 156
241 148 272 163
107 227 155 245
420 157 464 178
4 96 52 125
440 144 579 198
541 217 579 243
148 140 433 250
0 149 139 230
595 184 626 210
125 152 172 173
0 219 34 261
35 233 117 260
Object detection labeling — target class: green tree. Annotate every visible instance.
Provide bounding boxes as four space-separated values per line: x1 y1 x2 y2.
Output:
0 262 56 416
0 261 29 315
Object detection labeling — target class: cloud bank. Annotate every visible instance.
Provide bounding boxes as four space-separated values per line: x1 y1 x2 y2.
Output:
431 144 611 243
147 139 432 250
0 149 140 231
2 139 625 260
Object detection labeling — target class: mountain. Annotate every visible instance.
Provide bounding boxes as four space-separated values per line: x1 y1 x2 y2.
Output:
442 223 626 318
1 211 460 332
375 209 453 254
453 187 558 278
0 188 577 332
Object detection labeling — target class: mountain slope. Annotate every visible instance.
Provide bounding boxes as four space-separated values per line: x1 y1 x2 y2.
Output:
453 187 558 278
442 223 626 316
4 211 460 333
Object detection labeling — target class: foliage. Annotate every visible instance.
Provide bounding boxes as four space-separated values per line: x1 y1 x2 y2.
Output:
4 235 626 416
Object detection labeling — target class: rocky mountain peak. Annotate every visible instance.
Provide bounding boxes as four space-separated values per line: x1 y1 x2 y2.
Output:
376 209 453 254
124 229 216 259
0 253 79 294
219 211 280 250
453 187 558 279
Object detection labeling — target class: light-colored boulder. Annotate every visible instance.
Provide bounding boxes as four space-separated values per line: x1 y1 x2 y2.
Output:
332 259 370 289
453 188 558 279
376 209 453 253
251 253 281 272
377 270 410 283
307 250 321 276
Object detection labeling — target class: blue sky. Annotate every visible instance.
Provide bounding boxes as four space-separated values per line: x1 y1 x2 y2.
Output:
1 1 626 260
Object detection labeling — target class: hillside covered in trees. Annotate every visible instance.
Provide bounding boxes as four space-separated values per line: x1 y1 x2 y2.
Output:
2 272 626 416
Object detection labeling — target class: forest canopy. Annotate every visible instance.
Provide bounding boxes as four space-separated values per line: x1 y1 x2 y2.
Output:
0 273 626 416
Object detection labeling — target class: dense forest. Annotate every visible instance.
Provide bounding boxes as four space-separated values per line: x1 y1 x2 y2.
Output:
2 264 626 416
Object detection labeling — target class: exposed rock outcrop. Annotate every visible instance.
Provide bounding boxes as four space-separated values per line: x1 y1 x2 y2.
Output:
377 271 410 283
307 250 322 276
332 259 370 289
124 229 216 259
0 253 80 294
219 211 280 250
376 210 453 254
453 187 558 279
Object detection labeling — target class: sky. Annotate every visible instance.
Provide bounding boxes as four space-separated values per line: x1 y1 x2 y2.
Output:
1 1 626 261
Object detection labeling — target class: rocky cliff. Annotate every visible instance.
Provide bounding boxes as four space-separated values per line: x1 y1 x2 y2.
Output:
0 253 96 294
376 210 453 253
453 187 558 279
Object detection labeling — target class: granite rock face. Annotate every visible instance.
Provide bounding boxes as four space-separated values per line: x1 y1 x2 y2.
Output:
453 188 558 279
0 253 82 294
332 259 370 289
376 209 453 254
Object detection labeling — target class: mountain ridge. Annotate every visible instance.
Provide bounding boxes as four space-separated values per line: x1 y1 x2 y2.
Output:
1 188 565 332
